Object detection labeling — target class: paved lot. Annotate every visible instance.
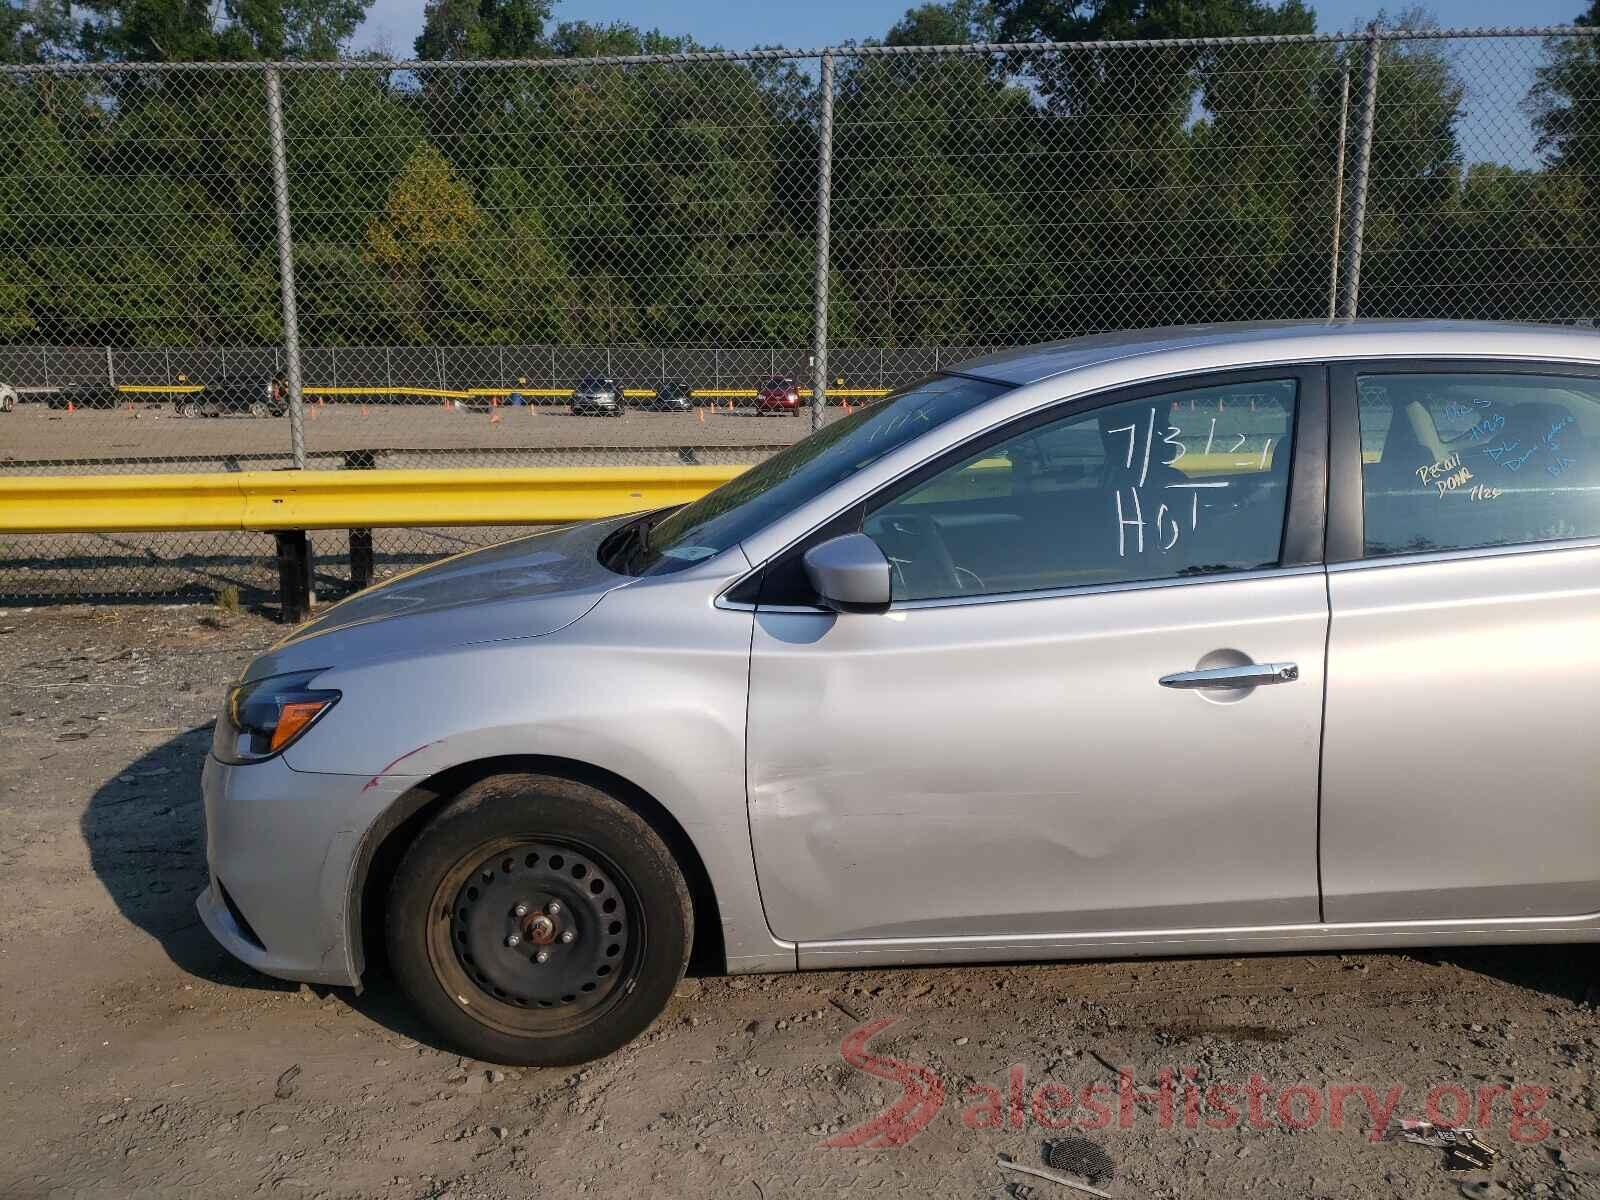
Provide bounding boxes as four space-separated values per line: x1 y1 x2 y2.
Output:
2 401 816 469
1 604 1598 1200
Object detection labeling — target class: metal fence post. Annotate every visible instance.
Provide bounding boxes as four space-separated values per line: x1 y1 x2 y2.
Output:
810 49 835 431
265 65 306 469
1339 29 1381 321
1327 66 1351 320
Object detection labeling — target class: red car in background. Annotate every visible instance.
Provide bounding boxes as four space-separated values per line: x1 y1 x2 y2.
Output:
755 376 802 415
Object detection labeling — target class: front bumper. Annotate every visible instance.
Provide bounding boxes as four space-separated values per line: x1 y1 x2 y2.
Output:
196 751 413 987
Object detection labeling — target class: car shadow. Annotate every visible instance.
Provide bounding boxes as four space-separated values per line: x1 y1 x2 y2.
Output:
1423 944 1600 1007
81 725 469 1052
82 725 296 992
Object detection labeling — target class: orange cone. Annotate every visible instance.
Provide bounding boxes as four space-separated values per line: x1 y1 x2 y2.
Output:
66 399 74 412
727 398 734 412
361 405 369 416
843 399 853 415
696 407 705 424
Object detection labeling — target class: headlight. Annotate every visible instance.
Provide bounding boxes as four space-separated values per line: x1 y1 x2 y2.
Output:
212 669 340 764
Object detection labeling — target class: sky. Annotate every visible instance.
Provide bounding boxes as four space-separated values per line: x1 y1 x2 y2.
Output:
350 0 1589 168
354 0 1590 55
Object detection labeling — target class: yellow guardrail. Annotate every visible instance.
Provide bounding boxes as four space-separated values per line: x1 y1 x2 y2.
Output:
0 466 747 534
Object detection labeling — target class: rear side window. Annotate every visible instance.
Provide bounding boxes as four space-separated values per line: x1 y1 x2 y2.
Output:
1358 372 1600 557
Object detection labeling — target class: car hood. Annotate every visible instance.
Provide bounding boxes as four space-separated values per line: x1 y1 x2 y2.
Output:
243 517 634 680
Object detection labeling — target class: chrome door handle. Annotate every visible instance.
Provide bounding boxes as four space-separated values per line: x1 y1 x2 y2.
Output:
1159 662 1299 690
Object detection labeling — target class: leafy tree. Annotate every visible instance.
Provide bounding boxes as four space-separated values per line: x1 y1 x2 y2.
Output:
414 0 552 61
0 0 74 64
366 140 485 341
1531 2 1600 177
77 0 371 62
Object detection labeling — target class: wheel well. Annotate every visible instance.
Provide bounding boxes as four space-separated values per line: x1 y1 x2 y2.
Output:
353 755 727 982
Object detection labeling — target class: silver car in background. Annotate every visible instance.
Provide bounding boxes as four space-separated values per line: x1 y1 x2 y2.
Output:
198 321 1600 1065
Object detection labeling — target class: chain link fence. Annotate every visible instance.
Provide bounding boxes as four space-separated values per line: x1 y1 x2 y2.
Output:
3 27 1598 601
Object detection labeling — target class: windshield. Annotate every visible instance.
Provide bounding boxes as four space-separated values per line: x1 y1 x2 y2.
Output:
602 373 1009 576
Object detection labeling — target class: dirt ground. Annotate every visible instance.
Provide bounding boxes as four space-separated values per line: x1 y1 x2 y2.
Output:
1 604 1598 1200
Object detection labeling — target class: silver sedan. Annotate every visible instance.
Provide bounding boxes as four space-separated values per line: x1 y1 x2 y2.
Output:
198 320 1600 1065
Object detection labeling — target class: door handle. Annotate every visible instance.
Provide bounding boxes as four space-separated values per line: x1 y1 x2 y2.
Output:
1159 662 1299 690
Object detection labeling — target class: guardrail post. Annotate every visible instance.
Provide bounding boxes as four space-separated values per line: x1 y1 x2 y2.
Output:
265 65 307 469
274 530 313 623
1338 27 1381 320
810 49 835 431
344 449 376 590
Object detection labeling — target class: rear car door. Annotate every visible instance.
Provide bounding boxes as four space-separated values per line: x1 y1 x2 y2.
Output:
1321 360 1600 921
745 367 1331 947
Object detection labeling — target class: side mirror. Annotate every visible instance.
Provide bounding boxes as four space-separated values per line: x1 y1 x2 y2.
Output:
803 533 891 613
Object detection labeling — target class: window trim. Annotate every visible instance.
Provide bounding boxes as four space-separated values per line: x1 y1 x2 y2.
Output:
732 363 1328 611
1328 357 1600 565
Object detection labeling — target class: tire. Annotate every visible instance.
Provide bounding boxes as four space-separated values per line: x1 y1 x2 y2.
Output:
386 773 692 1066
0 386 15 413
249 400 270 418
176 401 198 418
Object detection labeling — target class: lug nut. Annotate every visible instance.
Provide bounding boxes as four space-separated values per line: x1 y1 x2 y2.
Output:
505 933 522 947
513 903 530 917
547 901 562 915
560 930 575 944
535 949 550 964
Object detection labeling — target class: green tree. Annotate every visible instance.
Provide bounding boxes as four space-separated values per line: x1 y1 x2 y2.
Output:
414 0 552 60
0 0 74 63
78 0 371 62
1531 3 1600 176
365 140 485 342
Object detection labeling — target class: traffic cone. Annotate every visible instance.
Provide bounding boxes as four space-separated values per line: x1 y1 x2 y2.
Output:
361 405 369 416
696 407 705 424
67 399 74 412
843 399 853 415
489 397 501 425
727 398 734 412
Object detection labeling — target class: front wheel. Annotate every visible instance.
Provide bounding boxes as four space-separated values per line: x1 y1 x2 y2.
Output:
386 773 692 1066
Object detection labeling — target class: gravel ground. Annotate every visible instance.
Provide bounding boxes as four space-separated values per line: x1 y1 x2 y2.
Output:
1 604 1598 1200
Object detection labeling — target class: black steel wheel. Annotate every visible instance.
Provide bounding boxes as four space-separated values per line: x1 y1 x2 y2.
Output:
386 773 691 1065
438 837 636 1026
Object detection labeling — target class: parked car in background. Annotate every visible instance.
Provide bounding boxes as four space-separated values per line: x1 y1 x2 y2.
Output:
175 374 288 418
45 382 119 409
640 380 693 412
570 375 623 417
755 376 802 415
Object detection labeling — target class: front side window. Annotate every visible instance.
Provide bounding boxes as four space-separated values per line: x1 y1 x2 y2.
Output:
864 379 1299 602
1358 372 1600 557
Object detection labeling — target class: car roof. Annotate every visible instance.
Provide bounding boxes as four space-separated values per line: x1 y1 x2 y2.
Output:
951 320 1600 386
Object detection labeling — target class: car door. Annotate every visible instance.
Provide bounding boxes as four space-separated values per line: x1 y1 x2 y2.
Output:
1321 360 1600 922
744 367 1330 948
